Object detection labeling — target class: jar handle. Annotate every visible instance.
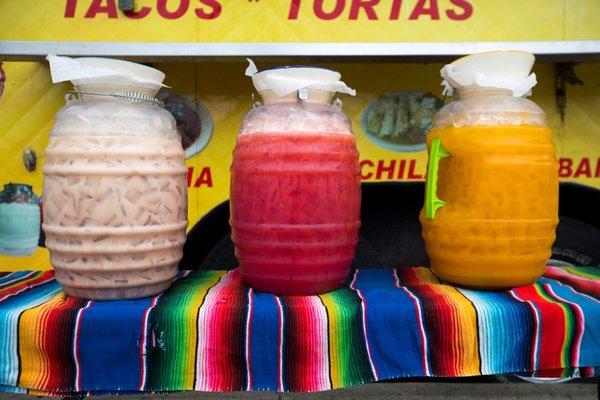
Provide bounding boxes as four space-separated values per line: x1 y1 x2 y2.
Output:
425 137 451 219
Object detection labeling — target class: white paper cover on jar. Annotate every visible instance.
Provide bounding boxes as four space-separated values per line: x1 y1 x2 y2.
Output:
440 51 537 97
46 54 165 93
245 59 356 98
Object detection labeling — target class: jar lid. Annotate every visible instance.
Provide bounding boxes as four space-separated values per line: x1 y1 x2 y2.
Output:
46 54 165 92
441 51 537 97
1 183 36 204
4 182 32 190
245 59 356 98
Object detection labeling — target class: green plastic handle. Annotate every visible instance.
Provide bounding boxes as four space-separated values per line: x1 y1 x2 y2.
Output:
425 137 451 219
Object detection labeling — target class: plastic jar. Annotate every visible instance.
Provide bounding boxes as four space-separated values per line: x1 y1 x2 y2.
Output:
43 57 187 299
420 51 559 288
230 64 360 295
0 183 40 256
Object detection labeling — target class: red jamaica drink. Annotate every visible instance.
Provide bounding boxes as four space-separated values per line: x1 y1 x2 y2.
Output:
230 65 360 295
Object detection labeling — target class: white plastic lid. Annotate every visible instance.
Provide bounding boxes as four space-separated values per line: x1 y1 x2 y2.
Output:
441 51 537 97
245 59 356 98
46 54 165 91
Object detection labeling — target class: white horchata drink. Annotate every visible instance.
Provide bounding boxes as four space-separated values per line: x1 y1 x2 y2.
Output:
44 55 188 299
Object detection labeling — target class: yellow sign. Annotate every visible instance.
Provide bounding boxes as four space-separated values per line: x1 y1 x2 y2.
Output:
0 0 598 43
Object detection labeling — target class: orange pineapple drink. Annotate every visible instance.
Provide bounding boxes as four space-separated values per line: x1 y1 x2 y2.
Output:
420 52 559 288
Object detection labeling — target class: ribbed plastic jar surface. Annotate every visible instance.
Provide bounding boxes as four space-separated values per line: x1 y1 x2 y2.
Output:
230 92 361 295
43 88 187 299
419 89 558 288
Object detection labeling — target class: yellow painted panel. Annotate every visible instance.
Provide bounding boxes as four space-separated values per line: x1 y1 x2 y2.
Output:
0 0 572 43
565 0 600 40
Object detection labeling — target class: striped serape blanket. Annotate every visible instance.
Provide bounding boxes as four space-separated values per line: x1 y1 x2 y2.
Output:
0 266 598 395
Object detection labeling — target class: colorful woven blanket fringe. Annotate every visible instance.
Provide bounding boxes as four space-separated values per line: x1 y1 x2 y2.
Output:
0 266 598 395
